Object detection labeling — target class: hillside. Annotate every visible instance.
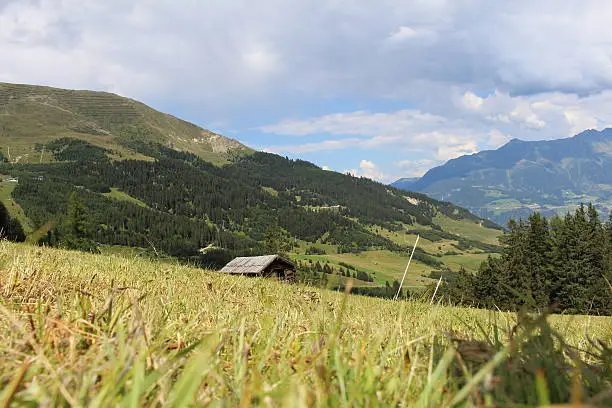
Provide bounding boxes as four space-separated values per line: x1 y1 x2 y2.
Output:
1 242 610 406
392 129 612 225
0 82 250 165
0 83 503 290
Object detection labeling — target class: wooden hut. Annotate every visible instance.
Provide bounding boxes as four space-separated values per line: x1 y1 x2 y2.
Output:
220 255 296 282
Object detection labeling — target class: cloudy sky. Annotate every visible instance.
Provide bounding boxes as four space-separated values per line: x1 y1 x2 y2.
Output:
2 0 612 182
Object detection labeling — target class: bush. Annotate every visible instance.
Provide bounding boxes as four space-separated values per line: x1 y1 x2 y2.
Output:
305 245 326 255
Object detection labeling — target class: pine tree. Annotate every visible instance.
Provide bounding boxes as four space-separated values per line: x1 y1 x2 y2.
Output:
472 256 505 308
65 192 89 238
582 204 610 313
0 202 25 242
525 213 553 308
60 192 99 253
554 206 593 313
441 267 475 304
323 263 332 275
606 213 612 275
496 218 531 308
263 224 293 256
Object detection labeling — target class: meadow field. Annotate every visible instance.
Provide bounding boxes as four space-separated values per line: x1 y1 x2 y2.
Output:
0 241 610 407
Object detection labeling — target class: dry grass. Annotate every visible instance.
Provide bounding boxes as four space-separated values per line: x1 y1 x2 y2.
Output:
0 241 610 406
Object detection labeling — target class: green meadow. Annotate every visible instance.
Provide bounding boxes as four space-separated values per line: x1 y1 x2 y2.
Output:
0 241 610 407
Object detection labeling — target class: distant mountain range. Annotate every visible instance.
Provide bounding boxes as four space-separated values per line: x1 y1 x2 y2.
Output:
392 129 612 225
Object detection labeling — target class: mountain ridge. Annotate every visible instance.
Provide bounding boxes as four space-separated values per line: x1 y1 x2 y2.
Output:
0 82 251 165
392 128 612 224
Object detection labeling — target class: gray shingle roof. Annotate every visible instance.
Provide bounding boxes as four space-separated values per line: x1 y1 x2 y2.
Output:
219 255 294 275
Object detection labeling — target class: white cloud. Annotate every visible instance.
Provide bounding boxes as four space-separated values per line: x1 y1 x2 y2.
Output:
3 0 612 115
486 129 512 149
359 159 385 181
462 91 484 110
265 137 362 154
386 25 436 43
394 159 438 177
388 26 419 41
563 109 598 136
3 0 612 178
260 110 445 137
262 89 612 174
242 45 281 75
509 103 546 129
345 160 387 182
435 140 478 161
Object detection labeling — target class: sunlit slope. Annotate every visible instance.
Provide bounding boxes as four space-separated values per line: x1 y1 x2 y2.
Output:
0 82 251 164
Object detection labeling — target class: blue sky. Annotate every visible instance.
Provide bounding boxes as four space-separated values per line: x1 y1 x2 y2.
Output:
2 0 612 182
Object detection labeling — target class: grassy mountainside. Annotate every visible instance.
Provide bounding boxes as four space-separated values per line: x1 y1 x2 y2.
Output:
0 82 250 164
392 129 612 225
1 242 610 406
0 141 502 289
0 83 503 290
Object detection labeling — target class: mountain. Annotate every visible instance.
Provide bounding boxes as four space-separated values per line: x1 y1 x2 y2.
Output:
391 177 418 191
391 129 612 225
0 82 250 164
0 82 503 289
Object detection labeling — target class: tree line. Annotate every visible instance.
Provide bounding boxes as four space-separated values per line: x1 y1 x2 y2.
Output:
439 205 612 315
0 138 481 263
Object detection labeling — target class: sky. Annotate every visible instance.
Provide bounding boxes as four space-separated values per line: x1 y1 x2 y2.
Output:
2 0 612 183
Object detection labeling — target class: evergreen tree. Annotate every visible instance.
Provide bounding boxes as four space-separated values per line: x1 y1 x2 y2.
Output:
323 263 332 275
263 224 293 256
606 213 612 274
525 213 553 307
553 205 601 313
65 192 89 238
0 202 26 242
392 280 401 298
60 192 99 253
444 206 611 315
472 256 505 308
441 267 475 304
491 219 531 308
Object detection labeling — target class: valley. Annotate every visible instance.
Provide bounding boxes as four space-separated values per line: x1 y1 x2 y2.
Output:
0 83 503 294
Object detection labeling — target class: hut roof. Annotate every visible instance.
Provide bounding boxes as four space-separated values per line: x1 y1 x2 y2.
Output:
220 255 295 275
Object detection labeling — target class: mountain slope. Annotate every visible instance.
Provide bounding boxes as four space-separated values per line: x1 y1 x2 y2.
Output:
0 82 502 288
392 129 612 225
0 82 250 164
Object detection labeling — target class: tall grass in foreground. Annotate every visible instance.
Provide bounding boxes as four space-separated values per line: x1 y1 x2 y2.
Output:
0 241 610 407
